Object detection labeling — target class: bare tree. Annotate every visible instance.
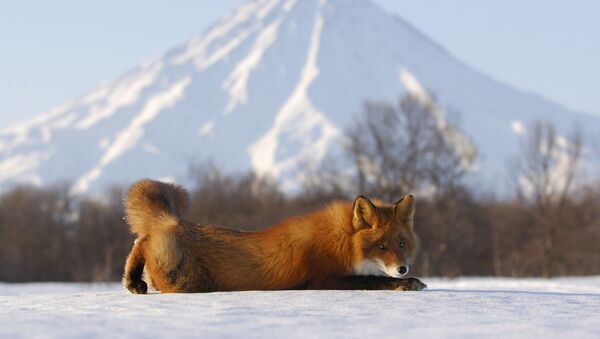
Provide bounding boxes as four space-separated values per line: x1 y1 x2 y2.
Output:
346 93 476 201
515 121 583 208
187 164 288 230
70 187 131 281
344 94 480 276
0 185 73 281
513 120 583 277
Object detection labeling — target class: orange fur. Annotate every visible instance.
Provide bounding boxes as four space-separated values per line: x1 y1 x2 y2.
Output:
122 179 425 293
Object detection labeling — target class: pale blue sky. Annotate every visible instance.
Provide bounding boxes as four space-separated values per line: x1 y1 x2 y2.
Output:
0 0 598 128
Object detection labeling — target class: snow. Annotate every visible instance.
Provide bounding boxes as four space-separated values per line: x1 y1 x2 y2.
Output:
399 66 429 103
173 0 277 72
511 120 525 135
99 76 192 167
1 101 73 136
142 143 161 156
223 18 282 114
71 77 191 195
248 0 340 183
172 0 262 66
283 0 298 11
0 152 51 185
1 277 599 338
198 120 216 137
75 61 163 130
255 0 280 20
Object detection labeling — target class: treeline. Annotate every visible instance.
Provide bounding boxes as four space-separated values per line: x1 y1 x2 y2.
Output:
1 94 599 281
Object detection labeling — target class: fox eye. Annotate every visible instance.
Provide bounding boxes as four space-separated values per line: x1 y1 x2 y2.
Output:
399 241 406 248
376 243 385 250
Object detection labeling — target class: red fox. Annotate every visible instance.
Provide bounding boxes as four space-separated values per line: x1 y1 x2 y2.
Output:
123 179 426 293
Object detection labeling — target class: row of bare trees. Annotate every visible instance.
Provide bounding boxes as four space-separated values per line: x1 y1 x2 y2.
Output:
343 95 598 277
0 186 131 281
347 95 476 201
0 94 598 281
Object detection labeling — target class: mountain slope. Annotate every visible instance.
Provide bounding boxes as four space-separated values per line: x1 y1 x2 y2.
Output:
0 0 598 194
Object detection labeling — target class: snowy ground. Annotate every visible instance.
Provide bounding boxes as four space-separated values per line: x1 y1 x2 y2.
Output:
1 277 599 338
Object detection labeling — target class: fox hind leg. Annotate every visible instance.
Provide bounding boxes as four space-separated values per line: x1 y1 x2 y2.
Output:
123 236 148 294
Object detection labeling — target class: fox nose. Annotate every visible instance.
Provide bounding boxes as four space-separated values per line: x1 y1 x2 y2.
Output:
398 266 408 275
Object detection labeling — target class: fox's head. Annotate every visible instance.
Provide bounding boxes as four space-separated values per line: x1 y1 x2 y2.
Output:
350 195 419 278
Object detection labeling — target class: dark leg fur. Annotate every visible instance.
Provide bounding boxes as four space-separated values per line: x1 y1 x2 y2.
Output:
307 276 427 291
123 237 148 294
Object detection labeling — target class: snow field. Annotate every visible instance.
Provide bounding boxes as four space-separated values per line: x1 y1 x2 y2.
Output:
1 277 599 338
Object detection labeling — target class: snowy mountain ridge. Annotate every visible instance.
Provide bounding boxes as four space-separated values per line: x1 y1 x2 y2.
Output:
1 0 598 195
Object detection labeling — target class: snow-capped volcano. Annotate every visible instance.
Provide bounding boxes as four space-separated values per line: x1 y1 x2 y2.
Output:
0 0 598 194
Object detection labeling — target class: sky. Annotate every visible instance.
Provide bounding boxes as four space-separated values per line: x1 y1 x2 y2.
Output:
0 0 598 129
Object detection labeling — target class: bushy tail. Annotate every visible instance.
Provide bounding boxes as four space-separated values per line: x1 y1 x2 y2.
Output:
124 179 189 236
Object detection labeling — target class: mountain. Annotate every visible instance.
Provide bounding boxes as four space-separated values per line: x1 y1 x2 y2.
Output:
1 0 598 195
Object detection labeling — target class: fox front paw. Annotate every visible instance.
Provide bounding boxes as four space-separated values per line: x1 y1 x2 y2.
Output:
125 279 148 294
394 277 427 291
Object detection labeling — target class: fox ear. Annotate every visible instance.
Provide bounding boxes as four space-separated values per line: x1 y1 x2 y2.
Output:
352 196 377 230
394 194 415 228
